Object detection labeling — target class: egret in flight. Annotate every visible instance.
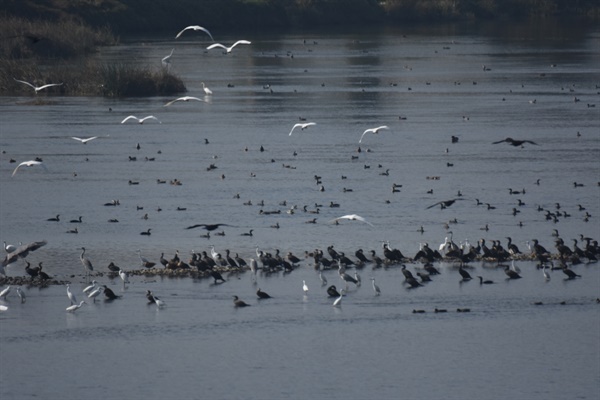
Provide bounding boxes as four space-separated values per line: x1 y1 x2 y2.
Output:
11 160 48 177
359 125 389 143
164 96 206 107
206 40 251 53
71 136 98 144
121 115 161 124
14 78 63 93
175 25 214 41
289 122 316 136
331 214 374 227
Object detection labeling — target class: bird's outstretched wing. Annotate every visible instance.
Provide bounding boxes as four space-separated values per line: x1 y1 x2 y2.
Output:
231 40 251 48
206 43 227 51
121 116 140 123
176 25 214 41
13 78 36 89
492 139 507 144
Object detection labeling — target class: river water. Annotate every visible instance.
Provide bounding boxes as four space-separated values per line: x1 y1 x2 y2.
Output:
1 22 599 400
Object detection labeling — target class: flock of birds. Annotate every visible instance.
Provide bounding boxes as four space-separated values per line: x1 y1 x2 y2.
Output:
2 24 598 315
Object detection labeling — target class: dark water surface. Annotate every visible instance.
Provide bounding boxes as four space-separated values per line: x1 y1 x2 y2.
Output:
1 22 599 400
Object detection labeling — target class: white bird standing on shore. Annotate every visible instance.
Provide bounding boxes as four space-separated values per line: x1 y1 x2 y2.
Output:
16 287 26 303
11 160 48 177
66 284 77 305
206 40 251 53
370 278 381 296
303 280 309 293
175 25 214 41
289 122 316 136
14 78 63 93
201 82 213 96
121 115 161 124
71 136 98 144
359 125 389 143
66 301 86 312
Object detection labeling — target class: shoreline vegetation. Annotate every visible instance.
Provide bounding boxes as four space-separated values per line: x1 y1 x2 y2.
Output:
1 0 598 97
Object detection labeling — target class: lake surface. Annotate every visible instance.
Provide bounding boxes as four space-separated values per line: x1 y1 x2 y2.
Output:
1 21 599 400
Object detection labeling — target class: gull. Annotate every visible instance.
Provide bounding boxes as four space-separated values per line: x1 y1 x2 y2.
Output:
330 214 374 227
201 82 213 96
206 40 251 53
359 125 389 143
175 25 214 41
289 122 316 136
121 115 161 124
11 160 48 177
164 96 206 107
71 136 98 144
14 78 63 93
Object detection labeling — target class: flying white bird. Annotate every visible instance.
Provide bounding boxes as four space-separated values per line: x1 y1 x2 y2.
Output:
164 96 206 107
289 122 317 136
71 136 98 144
11 160 48 177
175 25 214 41
206 40 251 53
121 115 161 124
14 78 63 93
331 214 374 227
359 125 390 143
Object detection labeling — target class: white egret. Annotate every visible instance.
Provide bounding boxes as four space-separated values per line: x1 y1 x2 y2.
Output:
289 122 316 136
66 284 77 305
83 280 97 294
249 258 258 281
118 269 129 284
542 265 551 281
175 25 214 41
359 125 390 143
87 286 103 303
16 287 26 303
71 136 98 144
206 40 251 53
14 78 63 93
330 214 374 227
11 160 48 177
201 82 213 96
319 271 327 286
66 301 86 312
0 286 10 299
333 289 345 307
3 241 17 253
370 278 381 296
162 48 174 67
164 96 206 107
354 272 362 287
511 260 521 273
303 280 309 293
121 115 161 124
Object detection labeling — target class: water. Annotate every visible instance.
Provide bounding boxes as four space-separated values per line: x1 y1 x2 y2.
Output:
1 22 599 399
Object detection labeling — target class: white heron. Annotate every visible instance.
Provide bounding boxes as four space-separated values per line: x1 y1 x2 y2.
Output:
303 280 309 293
511 260 521 274
354 272 362 287
164 96 206 107
87 286 103 303
3 241 17 253
333 289 345 307
80 247 94 281
175 25 214 41
11 160 48 177
16 287 26 303
121 115 161 124
359 125 390 143
206 40 251 53
249 258 258 281
201 82 213 96
542 265 551 281
118 269 129 284
0 286 10 299
83 280 97 294
14 78 63 93
330 214 374 227
210 245 219 262
370 278 381 296
66 301 86 312
66 284 77 305
162 48 174 67
289 122 317 136
71 136 98 144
